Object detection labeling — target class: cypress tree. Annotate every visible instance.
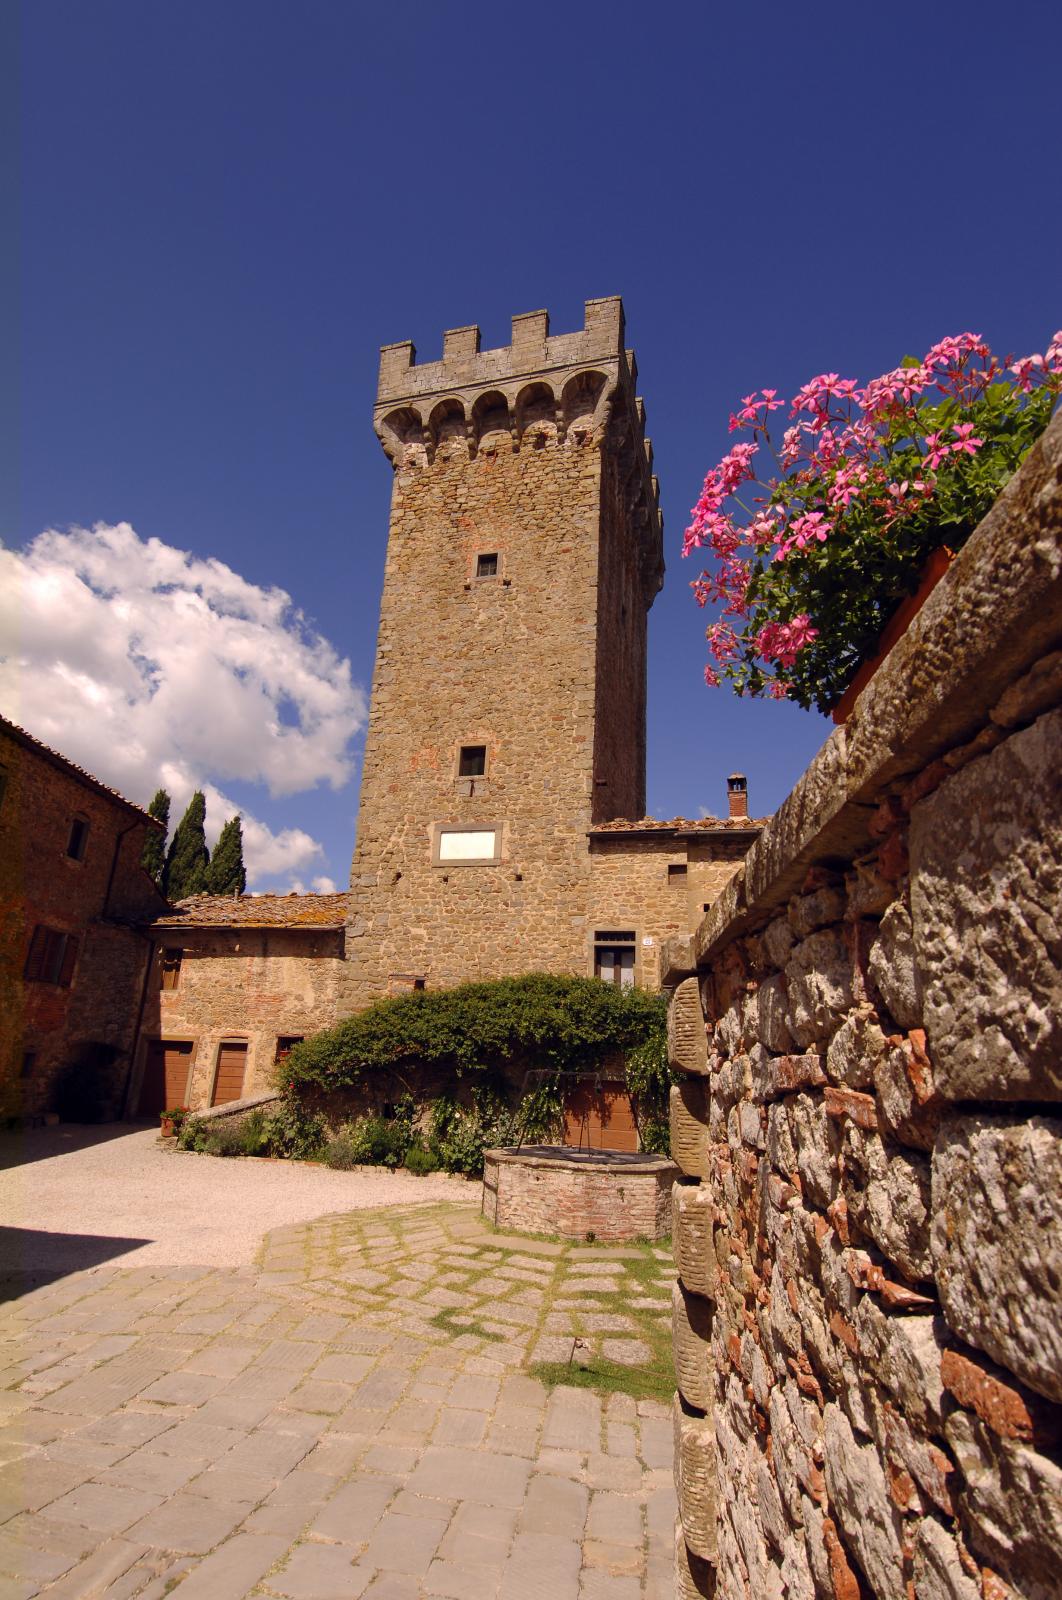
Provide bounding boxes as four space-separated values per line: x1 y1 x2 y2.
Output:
140 788 170 884
163 791 210 900
206 815 246 896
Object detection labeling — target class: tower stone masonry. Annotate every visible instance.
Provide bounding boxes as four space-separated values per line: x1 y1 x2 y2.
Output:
340 298 665 1011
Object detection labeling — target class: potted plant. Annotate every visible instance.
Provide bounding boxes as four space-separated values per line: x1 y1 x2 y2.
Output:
684 331 1061 717
160 1105 189 1138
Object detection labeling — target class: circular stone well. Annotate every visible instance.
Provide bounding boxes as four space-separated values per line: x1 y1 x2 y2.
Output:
481 1145 677 1242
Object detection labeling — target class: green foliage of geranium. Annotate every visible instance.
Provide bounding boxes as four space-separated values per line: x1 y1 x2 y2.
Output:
686 331 1060 714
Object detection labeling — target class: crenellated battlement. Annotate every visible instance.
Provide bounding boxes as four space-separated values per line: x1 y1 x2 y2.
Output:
377 296 628 404
373 297 661 549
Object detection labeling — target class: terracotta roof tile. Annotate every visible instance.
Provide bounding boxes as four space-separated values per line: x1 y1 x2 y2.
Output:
148 891 349 929
588 815 768 834
0 715 163 824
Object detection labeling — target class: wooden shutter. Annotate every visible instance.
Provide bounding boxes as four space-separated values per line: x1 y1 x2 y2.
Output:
138 1039 193 1116
163 1043 192 1107
562 1082 639 1152
24 926 49 981
58 935 79 988
212 1042 248 1106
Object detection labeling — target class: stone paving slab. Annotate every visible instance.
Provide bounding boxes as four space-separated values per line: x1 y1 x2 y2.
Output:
0 1201 676 1597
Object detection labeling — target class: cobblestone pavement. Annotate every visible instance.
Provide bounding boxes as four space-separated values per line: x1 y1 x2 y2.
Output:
0 1200 677 1598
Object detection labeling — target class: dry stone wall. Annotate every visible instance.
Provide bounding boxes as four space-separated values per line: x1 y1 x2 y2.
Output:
664 412 1062 1600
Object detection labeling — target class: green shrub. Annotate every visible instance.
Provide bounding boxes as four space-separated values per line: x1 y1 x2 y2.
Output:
428 1089 511 1176
322 1132 360 1170
281 973 666 1095
403 1138 441 1175
202 1124 247 1157
176 1115 207 1152
344 1113 410 1168
238 1109 270 1156
262 1099 326 1161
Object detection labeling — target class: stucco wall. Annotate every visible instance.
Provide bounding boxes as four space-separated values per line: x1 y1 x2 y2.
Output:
664 412 1062 1599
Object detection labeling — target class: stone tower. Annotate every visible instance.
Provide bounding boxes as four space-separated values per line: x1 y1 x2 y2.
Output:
341 297 663 1011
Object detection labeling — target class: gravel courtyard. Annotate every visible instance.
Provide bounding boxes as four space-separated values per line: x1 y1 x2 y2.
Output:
0 1126 676 1598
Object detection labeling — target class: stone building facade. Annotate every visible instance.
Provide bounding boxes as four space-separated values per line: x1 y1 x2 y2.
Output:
0 716 166 1118
130 893 347 1116
341 297 681 1012
663 413 1062 1599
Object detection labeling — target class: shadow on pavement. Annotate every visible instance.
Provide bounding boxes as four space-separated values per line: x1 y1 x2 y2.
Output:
0 1120 157 1171
0 1227 151 1300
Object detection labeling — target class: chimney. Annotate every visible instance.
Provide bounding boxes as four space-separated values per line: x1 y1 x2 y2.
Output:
727 773 748 820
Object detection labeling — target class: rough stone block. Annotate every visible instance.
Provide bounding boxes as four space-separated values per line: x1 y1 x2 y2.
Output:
785 930 854 1048
751 974 795 1053
910 1519 980 1600
932 1112 1062 1403
672 1283 713 1412
670 1083 709 1179
910 709 1062 1101
672 1183 717 1301
945 1408 1062 1599
873 1035 942 1153
673 1519 716 1599
825 1005 886 1090
749 1052 826 1105
821 1403 904 1599
841 1124 932 1283
788 886 846 938
673 1395 718 1563
668 979 708 1076
867 897 922 1030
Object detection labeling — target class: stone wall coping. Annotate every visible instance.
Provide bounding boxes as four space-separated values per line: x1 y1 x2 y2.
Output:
190 1091 281 1125
485 1146 678 1177
664 408 1062 980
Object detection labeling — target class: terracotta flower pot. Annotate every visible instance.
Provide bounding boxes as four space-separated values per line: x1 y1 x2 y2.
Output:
831 547 953 725
160 1117 175 1138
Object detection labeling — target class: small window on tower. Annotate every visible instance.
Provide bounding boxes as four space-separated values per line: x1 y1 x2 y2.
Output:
668 863 688 887
458 745 487 778
475 553 498 579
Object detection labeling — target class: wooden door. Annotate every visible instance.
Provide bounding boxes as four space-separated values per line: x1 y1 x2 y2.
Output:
138 1040 193 1116
211 1042 248 1106
562 1082 639 1152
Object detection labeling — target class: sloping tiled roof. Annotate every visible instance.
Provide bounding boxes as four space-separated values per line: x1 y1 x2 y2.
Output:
0 715 163 825
588 815 768 836
147 892 350 930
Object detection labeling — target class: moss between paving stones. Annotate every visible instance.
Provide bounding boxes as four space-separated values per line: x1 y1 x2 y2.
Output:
253 1201 675 1404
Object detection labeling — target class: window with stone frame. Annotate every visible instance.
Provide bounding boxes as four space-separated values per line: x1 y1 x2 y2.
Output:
457 745 487 778
593 930 636 988
275 1035 304 1063
475 552 498 579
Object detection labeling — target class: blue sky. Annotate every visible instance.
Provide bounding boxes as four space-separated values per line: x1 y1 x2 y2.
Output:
8 0 1060 890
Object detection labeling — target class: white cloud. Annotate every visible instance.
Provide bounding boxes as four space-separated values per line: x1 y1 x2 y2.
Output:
0 522 367 888
312 875 338 894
